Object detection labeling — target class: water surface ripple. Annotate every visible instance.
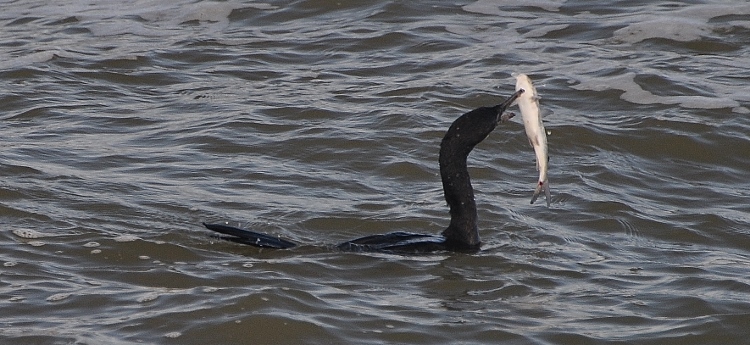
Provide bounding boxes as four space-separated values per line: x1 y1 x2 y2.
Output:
2 1 749 344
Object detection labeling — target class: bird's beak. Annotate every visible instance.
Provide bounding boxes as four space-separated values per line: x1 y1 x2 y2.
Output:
500 89 524 111
495 89 524 123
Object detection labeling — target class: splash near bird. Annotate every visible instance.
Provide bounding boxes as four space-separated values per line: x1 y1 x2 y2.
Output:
514 73 551 207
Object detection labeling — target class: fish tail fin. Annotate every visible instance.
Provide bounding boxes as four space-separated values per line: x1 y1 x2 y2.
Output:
530 179 551 207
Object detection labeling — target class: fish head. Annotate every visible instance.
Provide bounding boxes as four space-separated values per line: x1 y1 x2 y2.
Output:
514 74 538 101
493 89 524 121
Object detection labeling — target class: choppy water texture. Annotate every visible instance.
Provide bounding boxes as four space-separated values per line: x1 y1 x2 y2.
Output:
2 1 750 344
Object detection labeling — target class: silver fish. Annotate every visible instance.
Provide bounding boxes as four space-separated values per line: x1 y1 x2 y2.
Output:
514 73 551 207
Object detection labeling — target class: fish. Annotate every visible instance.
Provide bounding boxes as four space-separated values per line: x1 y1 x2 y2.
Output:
514 73 551 207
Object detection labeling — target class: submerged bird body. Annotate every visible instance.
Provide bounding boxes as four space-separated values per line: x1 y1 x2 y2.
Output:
514 73 551 207
204 90 524 253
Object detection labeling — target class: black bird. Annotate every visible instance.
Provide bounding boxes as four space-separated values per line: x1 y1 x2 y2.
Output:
204 89 524 253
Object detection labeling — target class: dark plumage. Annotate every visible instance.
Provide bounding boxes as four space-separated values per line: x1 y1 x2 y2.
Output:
204 89 524 253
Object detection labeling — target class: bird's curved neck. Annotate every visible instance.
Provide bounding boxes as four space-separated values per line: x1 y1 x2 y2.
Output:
434 90 523 251
439 136 480 250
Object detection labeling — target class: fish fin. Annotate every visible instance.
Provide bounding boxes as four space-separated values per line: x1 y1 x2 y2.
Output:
530 180 551 207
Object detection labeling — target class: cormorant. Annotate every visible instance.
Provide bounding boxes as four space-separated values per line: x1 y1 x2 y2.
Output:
203 89 524 253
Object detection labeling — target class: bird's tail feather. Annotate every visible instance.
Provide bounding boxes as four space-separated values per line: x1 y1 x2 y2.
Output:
203 223 296 249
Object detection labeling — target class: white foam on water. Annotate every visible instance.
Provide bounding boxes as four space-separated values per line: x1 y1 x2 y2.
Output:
572 72 745 111
114 235 141 242
613 3 750 43
246 3 277 10
463 0 563 15
164 332 182 339
46 293 71 302
12 229 46 239
137 292 160 303
523 24 569 38
613 18 709 43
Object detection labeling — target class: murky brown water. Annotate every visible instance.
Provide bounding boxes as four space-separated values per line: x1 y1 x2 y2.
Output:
2 1 750 344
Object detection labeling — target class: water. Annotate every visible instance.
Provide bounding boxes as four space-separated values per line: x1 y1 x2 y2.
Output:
2 1 749 344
